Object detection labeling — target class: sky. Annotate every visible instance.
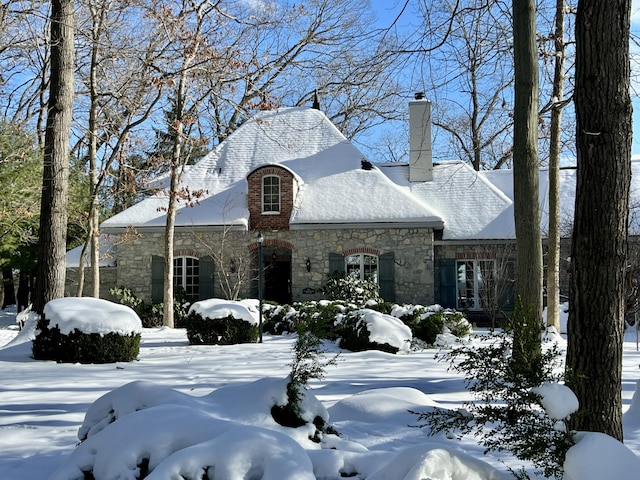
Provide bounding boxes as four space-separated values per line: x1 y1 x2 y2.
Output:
369 0 640 157
2 300 640 479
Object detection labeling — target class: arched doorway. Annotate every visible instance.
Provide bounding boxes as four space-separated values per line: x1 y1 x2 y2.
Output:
254 240 292 305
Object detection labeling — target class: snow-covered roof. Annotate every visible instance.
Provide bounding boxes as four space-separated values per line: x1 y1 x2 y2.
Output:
99 106 640 241
100 107 443 232
66 235 116 268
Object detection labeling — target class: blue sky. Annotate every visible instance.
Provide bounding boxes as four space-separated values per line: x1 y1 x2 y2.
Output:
371 0 640 156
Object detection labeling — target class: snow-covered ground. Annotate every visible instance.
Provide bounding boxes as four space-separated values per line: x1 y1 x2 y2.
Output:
1 304 640 479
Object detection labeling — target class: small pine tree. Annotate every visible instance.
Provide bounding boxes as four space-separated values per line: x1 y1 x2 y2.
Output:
412 330 573 479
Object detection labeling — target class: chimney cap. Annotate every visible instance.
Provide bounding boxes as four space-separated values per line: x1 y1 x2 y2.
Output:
414 92 425 100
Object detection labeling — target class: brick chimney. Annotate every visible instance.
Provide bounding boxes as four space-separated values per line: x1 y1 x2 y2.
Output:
409 92 433 182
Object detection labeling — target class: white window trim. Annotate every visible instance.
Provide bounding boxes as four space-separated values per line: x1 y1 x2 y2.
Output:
262 174 281 214
345 253 379 283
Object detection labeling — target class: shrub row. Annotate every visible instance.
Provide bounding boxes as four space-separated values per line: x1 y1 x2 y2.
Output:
263 300 473 349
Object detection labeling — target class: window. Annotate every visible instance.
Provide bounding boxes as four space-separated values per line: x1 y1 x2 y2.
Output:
262 175 280 213
456 259 495 310
345 253 378 283
174 256 199 300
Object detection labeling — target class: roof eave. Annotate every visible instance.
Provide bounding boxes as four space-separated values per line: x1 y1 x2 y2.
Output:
290 220 444 230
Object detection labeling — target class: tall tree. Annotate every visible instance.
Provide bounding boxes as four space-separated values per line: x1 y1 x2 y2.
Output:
544 0 567 332
566 0 632 441
32 0 74 313
511 0 543 372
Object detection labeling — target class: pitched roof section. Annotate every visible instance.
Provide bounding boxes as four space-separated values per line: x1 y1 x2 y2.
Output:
379 161 514 240
101 107 444 231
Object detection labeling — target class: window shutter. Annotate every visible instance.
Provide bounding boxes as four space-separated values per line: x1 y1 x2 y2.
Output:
151 255 164 304
199 256 215 300
328 253 345 277
379 252 395 302
438 258 457 308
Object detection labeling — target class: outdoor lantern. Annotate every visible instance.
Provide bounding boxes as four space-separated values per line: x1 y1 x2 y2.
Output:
257 232 264 343
306 258 311 272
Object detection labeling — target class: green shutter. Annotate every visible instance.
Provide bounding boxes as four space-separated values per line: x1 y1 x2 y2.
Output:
199 256 215 300
151 255 164 304
328 253 345 277
439 258 457 308
379 252 395 302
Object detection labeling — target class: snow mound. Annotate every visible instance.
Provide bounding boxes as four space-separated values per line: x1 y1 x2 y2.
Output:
79 380 203 440
43 297 142 335
366 443 509 480
328 387 439 423
51 404 232 480
146 425 315 480
189 298 260 325
564 432 640 480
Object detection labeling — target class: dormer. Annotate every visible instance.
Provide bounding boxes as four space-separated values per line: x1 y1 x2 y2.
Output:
247 165 299 231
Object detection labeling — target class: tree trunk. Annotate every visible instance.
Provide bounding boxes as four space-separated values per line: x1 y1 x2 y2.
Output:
32 0 74 314
546 0 566 332
2 266 16 308
566 0 632 442
511 0 543 371
17 268 30 312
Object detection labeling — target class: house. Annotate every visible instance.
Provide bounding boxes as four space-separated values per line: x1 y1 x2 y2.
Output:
66 95 640 321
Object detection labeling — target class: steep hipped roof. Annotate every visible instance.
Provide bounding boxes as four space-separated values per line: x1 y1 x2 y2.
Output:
379 161 514 240
104 106 640 242
101 107 443 231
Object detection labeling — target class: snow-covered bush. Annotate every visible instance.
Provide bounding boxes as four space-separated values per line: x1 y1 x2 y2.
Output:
32 298 142 363
387 304 472 346
337 308 412 354
323 274 382 305
185 299 259 345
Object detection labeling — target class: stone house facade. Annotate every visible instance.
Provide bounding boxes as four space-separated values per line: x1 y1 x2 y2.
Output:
67 97 616 319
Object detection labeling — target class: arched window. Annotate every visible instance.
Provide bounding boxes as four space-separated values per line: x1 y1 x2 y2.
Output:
174 256 199 300
345 253 378 283
262 175 280 213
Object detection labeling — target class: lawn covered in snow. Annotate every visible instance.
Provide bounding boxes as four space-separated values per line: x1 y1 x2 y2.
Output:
2 304 640 479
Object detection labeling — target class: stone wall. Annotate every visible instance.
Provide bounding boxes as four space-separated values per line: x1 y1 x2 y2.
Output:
106 226 436 306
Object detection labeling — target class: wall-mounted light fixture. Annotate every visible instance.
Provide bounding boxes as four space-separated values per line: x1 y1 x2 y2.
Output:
272 252 277 263
305 258 311 272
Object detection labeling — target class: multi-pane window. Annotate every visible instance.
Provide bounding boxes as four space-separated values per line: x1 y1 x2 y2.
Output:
346 253 378 283
262 175 280 213
456 259 495 310
174 256 199 300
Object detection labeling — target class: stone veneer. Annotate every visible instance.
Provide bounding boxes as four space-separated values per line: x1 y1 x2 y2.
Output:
104 226 436 306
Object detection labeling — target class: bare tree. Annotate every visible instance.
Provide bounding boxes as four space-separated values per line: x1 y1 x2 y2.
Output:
417 0 514 169
566 0 632 441
72 0 164 297
32 0 74 313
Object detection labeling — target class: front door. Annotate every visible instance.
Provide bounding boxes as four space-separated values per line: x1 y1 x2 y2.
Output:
264 250 291 304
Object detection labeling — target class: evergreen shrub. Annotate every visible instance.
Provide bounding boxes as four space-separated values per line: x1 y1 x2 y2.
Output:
322 274 381 305
184 311 258 345
32 318 140 363
110 286 190 328
336 310 400 354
